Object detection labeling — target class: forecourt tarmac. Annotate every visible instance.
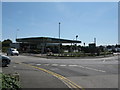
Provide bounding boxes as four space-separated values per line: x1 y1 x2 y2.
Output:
2 55 118 89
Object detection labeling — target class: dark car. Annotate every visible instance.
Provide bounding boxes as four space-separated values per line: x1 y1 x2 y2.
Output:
1 55 11 67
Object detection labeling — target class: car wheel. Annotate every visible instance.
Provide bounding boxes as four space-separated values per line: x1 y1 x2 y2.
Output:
2 60 7 67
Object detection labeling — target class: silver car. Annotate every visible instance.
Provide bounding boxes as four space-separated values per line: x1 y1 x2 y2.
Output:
0 55 11 67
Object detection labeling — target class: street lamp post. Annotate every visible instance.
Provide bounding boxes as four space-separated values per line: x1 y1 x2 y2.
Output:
76 35 78 52
59 22 61 55
83 42 85 56
15 29 19 49
16 29 19 42
94 37 96 45
76 35 78 41
59 22 60 40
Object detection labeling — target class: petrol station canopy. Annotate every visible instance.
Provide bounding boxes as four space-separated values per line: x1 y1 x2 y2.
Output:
16 37 81 44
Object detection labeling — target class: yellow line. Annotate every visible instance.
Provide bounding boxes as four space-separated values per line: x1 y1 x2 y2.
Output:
21 63 85 90
52 73 82 89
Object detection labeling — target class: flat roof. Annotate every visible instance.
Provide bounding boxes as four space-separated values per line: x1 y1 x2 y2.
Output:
16 37 81 43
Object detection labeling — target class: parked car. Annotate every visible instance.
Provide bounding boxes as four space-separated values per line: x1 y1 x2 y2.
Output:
1 55 11 67
7 48 19 56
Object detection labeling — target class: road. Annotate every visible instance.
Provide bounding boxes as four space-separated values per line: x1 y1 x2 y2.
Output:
2 55 118 89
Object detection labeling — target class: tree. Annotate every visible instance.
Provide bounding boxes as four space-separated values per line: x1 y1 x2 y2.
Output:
99 45 105 52
107 45 112 49
2 39 12 47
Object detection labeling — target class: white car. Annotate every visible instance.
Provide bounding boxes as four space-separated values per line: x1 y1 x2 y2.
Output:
7 48 19 56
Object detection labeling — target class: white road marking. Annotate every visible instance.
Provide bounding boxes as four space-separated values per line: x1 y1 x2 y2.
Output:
103 59 106 62
68 65 78 67
85 67 106 72
51 64 58 66
36 64 41 65
78 65 106 72
78 65 85 68
59 65 66 66
13 66 16 67
97 70 106 72
35 63 106 73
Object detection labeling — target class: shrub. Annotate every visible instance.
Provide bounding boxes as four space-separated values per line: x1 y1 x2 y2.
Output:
0 73 20 90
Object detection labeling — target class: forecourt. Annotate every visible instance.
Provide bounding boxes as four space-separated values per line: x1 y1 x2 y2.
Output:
2 55 118 89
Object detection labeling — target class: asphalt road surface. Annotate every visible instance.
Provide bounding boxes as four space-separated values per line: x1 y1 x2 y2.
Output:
2 55 118 89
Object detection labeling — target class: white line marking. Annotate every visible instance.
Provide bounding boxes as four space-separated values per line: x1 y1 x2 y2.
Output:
60 65 66 66
36 64 41 65
85 67 106 72
78 65 106 72
51 64 58 66
103 59 106 62
68 65 78 67
78 65 85 68
97 70 106 72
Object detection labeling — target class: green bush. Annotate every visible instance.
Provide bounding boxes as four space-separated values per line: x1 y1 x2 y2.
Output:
2 47 9 53
0 73 20 90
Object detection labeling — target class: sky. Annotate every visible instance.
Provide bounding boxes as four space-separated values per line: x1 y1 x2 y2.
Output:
2 2 118 46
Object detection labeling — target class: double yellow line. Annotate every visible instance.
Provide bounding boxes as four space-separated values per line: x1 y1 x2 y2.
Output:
22 63 84 90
